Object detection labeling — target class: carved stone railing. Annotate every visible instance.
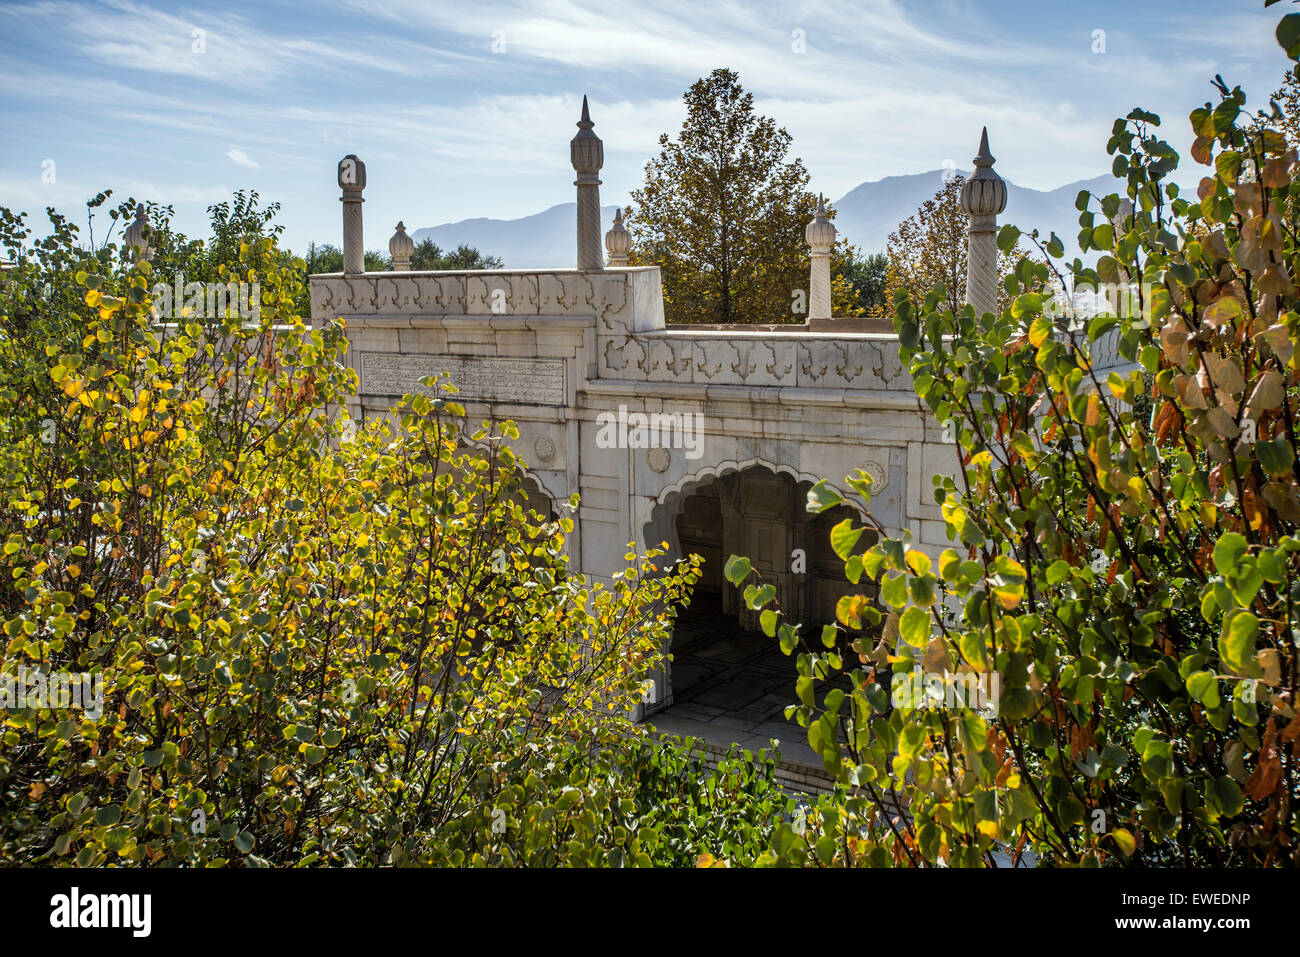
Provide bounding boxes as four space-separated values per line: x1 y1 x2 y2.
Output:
309 266 914 396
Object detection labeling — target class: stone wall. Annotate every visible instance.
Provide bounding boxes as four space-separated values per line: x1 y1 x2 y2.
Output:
308 266 961 582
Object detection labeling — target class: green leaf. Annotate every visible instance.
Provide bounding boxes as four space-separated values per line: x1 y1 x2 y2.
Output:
899 606 931 646
781 624 801 654
1208 775 1243 819
1046 560 1071 586
959 631 988 670
806 481 844 513
996 224 1021 253
1256 436 1294 477
881 573 908 609
1029 315 1054 348
830 518 864 561
1187 670 1221 708
1278 13 1300 57
1110 828 1136 857
1011 293 1044 319
1212 533 1249 576
723 555 751 585
1219 611 1258 674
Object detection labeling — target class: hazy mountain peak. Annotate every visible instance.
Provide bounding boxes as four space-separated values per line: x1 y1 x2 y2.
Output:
411 171 1117 268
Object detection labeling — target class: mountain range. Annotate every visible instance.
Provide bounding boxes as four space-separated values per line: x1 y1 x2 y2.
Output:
412 169 1120 269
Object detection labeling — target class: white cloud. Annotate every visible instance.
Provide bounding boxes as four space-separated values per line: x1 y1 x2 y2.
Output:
225 148 259 168
1 0 1292 251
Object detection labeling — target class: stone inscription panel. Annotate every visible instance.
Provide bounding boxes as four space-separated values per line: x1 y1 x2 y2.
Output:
360 353 565 405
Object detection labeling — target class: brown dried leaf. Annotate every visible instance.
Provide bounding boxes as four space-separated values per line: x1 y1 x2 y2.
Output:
1245 369 1284 418
1255 324 1295 365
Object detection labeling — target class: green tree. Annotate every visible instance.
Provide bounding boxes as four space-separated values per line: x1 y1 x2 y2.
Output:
301 239 502 276
627 68 855 325
301 242 388 275
410 239 503 271
839 250 890 316
728 12 1300 868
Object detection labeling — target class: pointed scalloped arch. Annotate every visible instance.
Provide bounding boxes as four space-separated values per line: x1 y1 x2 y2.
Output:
455 432 560 518
653 456 867 517
638 457 872 719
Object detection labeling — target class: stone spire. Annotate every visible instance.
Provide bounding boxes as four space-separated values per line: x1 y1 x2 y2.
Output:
122 203 153 262
389 221 414 271
958 128 1007 317
338 154 367 276
570 95 604 272
804 193 835 321
605 208 630 266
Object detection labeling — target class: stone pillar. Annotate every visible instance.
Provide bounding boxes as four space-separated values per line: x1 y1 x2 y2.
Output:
122 203 153 263
338 154 367 276
570 96 604 272
605 208 630 267
389 221 413 271
959 128 1006 317
805 194 835 320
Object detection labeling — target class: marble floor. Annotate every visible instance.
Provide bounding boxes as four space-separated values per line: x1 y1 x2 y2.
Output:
642 594 823 768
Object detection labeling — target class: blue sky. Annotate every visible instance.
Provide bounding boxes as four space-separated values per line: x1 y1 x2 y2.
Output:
0 0 1293 255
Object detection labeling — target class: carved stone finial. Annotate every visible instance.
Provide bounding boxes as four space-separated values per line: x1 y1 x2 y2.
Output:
338 154 366 191
804 193 836 250
571 95 604 271
805 193 835 321
959 127 1007 219
389 221 414 271
605 208 630 266
960 128 1006 317
122 202 153 262
570 94 603 175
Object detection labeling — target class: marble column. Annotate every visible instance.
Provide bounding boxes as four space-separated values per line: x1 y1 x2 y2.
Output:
338 154 367 276
570 96 604 272
805 194 835 320
959 129 1007 317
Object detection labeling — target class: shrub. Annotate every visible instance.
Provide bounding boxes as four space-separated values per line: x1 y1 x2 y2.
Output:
0 205 702 866
732 14 1300 867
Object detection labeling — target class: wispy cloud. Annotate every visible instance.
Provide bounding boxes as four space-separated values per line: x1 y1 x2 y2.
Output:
0 0 1292 253
225 148 259 168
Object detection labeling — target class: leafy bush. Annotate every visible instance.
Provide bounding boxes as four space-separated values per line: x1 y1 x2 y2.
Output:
0 204 710 866
731 13 1300 867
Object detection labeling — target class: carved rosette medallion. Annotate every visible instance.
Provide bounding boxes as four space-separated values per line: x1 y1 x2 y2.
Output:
533 436 557 464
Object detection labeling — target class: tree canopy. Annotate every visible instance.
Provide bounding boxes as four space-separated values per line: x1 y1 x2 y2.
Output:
627 68 859 324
